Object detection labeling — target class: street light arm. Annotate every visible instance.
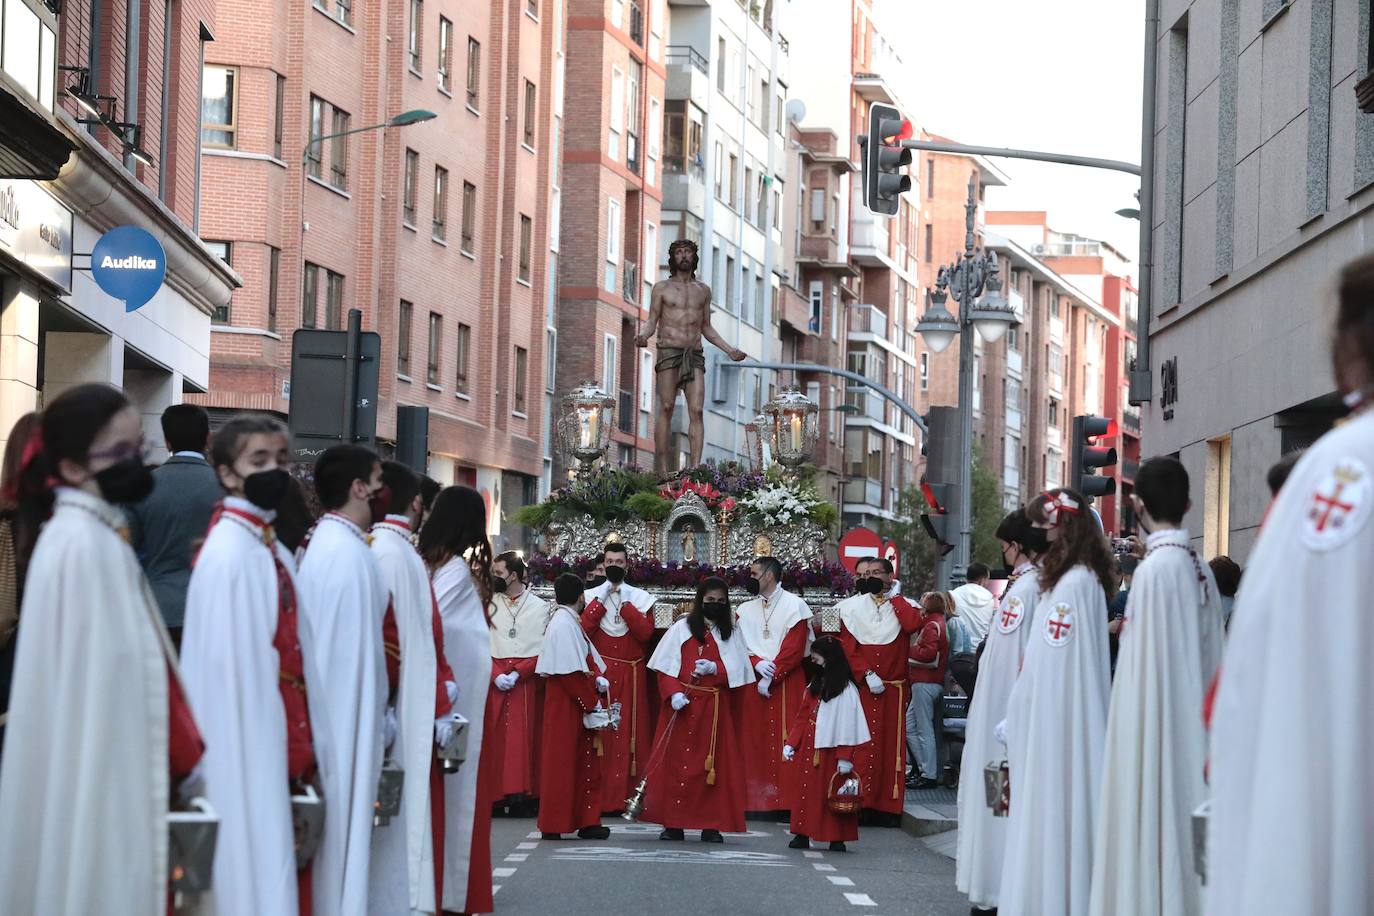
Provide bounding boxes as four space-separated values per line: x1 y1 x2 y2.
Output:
896 138 1141 177
302 119 415 162
721 360 927 434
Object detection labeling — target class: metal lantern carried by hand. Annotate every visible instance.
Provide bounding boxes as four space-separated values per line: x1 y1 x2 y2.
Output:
559 381 616 467
762 386 819 468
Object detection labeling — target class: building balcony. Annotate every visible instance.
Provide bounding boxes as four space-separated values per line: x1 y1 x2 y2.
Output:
847 303 888 337
1006 347 1023 376
1048 425 1062 450
844 476 883 508
853 72 895 105
846 387 886 423
850 215 891 268
665 45 711 108
1121 404 1141 436
662 165 707 218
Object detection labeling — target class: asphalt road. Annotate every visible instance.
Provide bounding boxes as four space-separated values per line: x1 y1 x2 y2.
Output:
484 815 967 916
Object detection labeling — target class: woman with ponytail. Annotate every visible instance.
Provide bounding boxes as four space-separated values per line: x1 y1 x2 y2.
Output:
997 489 1112 916
420 485 495 915
0 383 204 915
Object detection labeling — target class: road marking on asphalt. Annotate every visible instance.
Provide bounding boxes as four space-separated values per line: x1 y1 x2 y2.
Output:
827 876 855 886
517 842 538 850
527 831 542 839
802 851 823 859
493 867 518 878
505 854 528 862
548 847 793 867
611 823 775 839
493 885 502 895
813 863 837 872
843 892 876 906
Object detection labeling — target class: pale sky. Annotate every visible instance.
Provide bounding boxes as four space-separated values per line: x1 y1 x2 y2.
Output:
882 0 1145 268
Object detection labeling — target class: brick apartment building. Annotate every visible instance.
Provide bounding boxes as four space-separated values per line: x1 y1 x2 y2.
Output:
0 0 235 456
553 0 665 476
195 0 564 547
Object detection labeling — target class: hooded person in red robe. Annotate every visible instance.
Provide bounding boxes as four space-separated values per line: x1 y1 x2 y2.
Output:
643 576 756 842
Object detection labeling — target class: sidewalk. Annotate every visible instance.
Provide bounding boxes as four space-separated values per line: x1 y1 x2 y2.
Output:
902 784 959 861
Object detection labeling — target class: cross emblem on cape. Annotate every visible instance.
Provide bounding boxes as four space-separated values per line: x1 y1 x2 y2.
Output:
1301 459 1372 552
997 597 1024 634
1043 603 1074 647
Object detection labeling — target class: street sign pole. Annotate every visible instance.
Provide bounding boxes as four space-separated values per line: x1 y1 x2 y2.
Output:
341 308 362 443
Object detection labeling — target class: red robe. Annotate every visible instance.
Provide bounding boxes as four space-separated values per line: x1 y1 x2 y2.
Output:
838 596 921 815
581 598 654 812
786 693 858 843
485 655 543 799
535 662 604 834
740 620 809 812
166 669 204 916
463 695 498 914
643 633 747 833
269 540 315 916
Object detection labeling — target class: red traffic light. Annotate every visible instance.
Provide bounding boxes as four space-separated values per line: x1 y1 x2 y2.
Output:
882 118 913 145
1080 415 1118 441
920 481 945 513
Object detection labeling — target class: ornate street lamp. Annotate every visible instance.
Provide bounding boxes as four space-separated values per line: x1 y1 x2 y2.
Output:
745 414 772 470
762 386 819 468
559 380 616 469
914 280 960 354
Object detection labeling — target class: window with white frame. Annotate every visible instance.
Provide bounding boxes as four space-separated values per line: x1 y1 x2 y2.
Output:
919 352 929 390
608 66 624 160
602 334 618 395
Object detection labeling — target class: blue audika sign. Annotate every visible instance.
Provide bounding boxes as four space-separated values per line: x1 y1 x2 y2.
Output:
90 225 166 311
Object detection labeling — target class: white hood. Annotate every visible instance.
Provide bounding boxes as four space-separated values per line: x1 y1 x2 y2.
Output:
951 583 996 643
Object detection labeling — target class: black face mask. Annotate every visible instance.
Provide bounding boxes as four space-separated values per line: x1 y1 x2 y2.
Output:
744 578 761 596
243 468 291 511
857 576 883 595
605 565 627 585
585 574 607 589
491 576 509 595
95 457 155 504
702 600 730 621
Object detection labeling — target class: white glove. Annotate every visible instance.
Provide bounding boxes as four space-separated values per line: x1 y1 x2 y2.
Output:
865 671 885 695
595 676 610 694
756 658 777 679
757 676 772 698
670 692 690 711
177 760 206 805
782 744 796 761
445 680 459 704
693 659 718 678
383 706 398 748
994 719 1008 748
495 671 518 692
837 759 854 775
435 716 455 747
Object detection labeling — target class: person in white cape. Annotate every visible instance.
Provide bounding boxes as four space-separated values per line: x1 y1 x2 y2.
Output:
182 416 316 916
1089 458 1222 916
998 488 1112 916
956 507 1047 914
0 384 205 916
1207 256 1374 915
421 485 496 916
368 462 459 915
296 444 391 916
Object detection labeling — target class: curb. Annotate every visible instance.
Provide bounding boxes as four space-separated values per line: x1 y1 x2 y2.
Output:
901 802 958 838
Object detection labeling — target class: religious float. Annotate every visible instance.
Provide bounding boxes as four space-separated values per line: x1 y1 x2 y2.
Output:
516 381 854 629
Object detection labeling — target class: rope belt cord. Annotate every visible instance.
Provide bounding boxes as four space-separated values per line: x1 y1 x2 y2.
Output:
884 679 905 799
602 655 643 776
684 682 721 786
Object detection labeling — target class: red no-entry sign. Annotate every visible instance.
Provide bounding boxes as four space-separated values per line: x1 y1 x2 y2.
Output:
838 527 901 576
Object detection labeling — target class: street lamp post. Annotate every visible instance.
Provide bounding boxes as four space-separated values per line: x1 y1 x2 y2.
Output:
915 175 1017 586
297 108 437 331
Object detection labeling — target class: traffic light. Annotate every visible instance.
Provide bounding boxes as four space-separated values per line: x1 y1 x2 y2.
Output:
1072 415 1119 498
862 103 912 215
919 480 956 557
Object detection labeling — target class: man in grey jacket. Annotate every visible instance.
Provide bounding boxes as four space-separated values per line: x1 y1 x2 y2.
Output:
126 404 222 647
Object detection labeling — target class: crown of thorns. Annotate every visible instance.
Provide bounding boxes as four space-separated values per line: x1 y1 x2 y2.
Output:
668 239 699 257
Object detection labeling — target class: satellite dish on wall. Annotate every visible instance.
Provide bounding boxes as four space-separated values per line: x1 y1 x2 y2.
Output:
785 99 807 124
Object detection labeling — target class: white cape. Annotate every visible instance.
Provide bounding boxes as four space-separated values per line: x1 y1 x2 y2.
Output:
1208 410 1374 915
181 500 298 916
957 563 1042 909
536 605 606 675
433 557 491 913
835 593 902 645
735 588 813 660
297 515 390 916
584 580 655 637
0 488 178 916
999 565 1110 916
1089 529 1222 916
648 616 757 687
815 682 872 749
368 521 441 915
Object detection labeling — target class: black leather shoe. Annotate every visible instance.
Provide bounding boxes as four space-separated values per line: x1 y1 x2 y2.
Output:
828 841 847 852
788 834 810 849
659 828 685 841
577 825 611 840
700 829 725 843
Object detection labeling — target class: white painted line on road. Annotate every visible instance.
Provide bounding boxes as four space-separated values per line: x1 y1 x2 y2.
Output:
493 867 517 878
516 842 538 850
505 854 528 862
827 876 855 886
526 831 542 839
802 851 822 859
843 893 876 907
493 885 502 895
813 863 837 872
